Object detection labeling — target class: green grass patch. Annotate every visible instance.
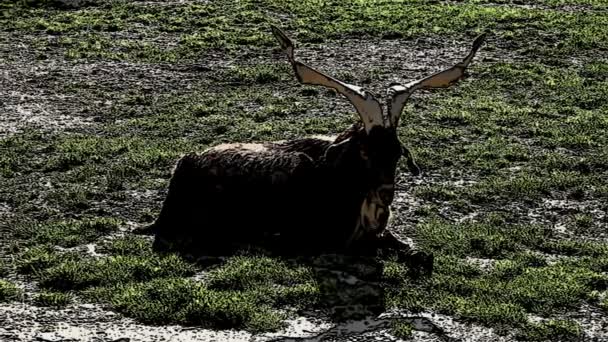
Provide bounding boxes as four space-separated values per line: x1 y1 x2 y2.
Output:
220 64 291 85
0 280 21 302
82 256 318 332
207 256 314 290
1 0 608 335
386 253 607 335
390 320 414 339
4 0 608 62
540 239 608 257
38 253 197 291
0 258 8 277
601 296 608 311
97 235 153 256
33 290 73 308
517 319 584 341
415 217 549 259
14 217 121 248
108 277 287 332
16 244 81 275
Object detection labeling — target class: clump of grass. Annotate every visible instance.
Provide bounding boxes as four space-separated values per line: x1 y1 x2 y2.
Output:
81 256 319 333
39 254 197 291
574 214 594 230
14 217 122 248
6 0 98 10
412 205 438 218
0 280 21 302
222 64 288 84
491 252 548 280
566 256 608 274
601 296 608 311
206 256 321 309
104 164 140 192
0 258 8 277
109 278 286 332
464 171 597 204
33 290 73 308
207 255 314 290
44 185 93 211
16 244 80 275
441 297 529 329
390 320 413 339
415 217 549 259
517 319 583 341
501 263 605 314
414 184 457 202
540 239 608 257
386 254 607 335
97 235 153 256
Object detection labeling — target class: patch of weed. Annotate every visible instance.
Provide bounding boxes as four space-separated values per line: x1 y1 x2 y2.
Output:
390 320 413 339
220 64 289 84
109 277 286 332
501 263 606 314
33 290 73 308
517 319 583 341
206 255 321 309
16 244 81 275
0 258 8 277
2 0 608 336
386 254 606 335
601 296 608 311
0 280 21 302
414 184 457 202
540 239 608 257
14 217 121 248
6 0 608 63
415 217 549 258
207 255 314 291
81 256 319 332
97 235 153 256
574 213 594 230
39 253 197 291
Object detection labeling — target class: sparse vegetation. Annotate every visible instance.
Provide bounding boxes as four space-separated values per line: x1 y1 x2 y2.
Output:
107 277 288 332
0 280 21 302
390 320 414 340
517 319 584 341
0 0 606 339
33 290 73 308
14 217 122 248
0 259 8 277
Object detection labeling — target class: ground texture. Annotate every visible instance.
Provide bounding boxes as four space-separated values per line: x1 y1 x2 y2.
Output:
1 0 607 341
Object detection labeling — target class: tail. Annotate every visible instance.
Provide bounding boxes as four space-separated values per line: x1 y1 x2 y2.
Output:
132 222 159 235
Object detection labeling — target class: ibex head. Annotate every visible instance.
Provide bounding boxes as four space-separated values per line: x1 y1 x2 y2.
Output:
271 25 486 234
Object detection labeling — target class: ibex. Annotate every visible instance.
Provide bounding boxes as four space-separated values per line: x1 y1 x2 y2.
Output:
141 26 486 273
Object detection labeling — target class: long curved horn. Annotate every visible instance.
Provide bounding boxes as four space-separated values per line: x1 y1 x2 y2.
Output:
387 33 487 128
271 25 385 133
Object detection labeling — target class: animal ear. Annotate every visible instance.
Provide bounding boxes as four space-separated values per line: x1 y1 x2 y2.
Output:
401 144 421 176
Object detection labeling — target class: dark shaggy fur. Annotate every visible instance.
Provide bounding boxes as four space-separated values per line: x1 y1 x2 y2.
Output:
141 122 431 272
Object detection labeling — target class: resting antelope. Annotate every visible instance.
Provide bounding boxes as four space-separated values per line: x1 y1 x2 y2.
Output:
141 26 486 273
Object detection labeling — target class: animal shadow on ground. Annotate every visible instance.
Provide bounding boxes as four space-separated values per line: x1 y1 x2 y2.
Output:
146 236 445 341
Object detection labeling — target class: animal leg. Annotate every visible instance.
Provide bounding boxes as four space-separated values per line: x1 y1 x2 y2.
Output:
373 231 434 277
